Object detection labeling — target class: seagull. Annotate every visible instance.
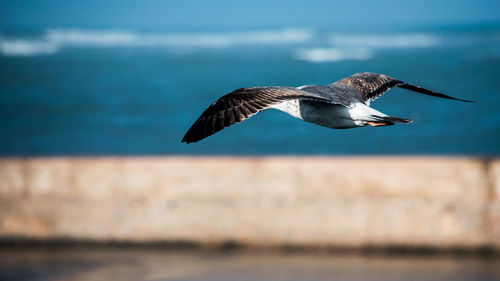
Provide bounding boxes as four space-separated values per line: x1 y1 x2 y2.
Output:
182 72 472 143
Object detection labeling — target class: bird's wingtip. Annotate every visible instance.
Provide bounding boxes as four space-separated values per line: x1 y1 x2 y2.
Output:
461 99 475 103
446 95 474 103
181 135 199 144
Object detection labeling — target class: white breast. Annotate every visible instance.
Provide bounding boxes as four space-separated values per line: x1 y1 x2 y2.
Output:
270 99 303 120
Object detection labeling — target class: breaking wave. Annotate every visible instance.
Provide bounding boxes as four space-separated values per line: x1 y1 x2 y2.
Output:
2 29 483 60
294 48 371 63
0 28 313 56
329 33 440 48
0 39 58 56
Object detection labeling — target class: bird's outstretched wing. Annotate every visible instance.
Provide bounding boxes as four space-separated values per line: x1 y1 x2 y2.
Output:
182 86 335 143
334 72 473 103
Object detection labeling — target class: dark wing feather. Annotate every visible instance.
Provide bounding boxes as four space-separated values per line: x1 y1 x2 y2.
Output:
334 72 473 103
182 87 334 143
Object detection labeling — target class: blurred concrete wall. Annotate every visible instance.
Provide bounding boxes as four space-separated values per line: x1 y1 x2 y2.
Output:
0 157 499 249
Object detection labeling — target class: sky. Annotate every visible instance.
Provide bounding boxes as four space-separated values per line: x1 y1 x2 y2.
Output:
1 0 500 30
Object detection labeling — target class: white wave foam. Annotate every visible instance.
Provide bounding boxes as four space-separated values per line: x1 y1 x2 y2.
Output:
47 28 313 47
46 29 137 47
294 48 371 63
0 28 313 56
0 39 58 56
329 33 440 48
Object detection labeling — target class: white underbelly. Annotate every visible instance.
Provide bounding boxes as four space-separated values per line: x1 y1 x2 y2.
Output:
271 99 361 129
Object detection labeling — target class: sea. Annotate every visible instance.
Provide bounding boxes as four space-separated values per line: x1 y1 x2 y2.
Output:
1 24 499 156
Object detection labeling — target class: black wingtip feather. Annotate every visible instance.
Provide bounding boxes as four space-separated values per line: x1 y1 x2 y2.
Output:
398 83 474 103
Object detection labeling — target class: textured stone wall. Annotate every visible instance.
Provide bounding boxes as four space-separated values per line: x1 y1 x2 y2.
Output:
0 157 498 248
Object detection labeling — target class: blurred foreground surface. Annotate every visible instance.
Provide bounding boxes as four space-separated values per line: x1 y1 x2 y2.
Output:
2 157 500 248
1 248 499 281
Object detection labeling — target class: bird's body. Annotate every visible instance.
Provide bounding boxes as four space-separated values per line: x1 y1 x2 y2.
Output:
270 85 394 129
272 99 372 129
182 72 471 143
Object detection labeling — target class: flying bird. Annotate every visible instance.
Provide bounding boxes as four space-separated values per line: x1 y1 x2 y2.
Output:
182 72 472 143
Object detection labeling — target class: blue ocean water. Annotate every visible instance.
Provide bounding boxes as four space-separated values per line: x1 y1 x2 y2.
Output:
0 25 499 156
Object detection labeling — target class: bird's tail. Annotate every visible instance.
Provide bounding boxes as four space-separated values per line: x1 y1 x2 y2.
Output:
368 115 412 126
370 115 412 125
